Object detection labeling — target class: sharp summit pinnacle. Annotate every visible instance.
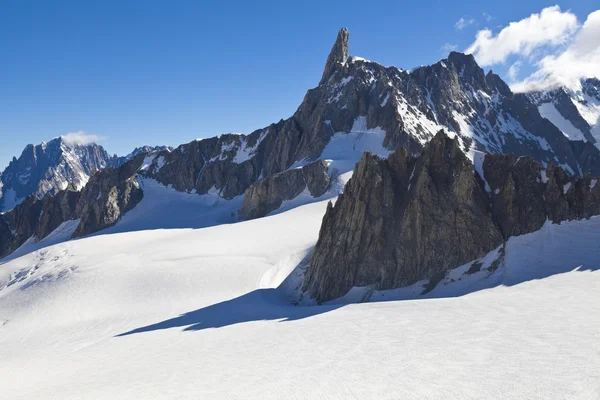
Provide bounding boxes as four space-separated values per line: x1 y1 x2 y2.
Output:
320 27 349 84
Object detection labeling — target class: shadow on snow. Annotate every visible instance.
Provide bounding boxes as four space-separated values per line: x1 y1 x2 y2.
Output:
116 288 342 336
116 218 600 337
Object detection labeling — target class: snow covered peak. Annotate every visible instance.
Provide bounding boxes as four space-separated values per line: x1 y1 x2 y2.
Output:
526 77 600 147
0 138 116 212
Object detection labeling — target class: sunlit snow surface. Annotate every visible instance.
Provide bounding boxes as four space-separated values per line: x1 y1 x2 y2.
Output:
1 197 600 399
538 103 588 141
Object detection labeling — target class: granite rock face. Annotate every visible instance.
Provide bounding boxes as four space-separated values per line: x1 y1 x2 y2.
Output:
4 29 600 260
139 29 600 201
0 156 145 258
35 183 81 240
303 132 600 303
320 27 349 84
72 155 144 238
239 160 330 220
0 196 43 257
485 154 600 238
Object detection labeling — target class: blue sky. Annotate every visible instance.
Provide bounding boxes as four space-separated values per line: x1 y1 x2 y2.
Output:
1 0 598 168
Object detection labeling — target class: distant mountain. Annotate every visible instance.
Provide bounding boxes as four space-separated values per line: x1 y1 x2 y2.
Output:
115 145 173 165
526 78 600 147
0 140 173 213
0 137 116 212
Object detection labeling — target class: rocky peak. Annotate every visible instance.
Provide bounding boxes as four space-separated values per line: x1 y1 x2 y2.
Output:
525 77 600 146
0 137 116 212
485 70 512 97
447 52 485 84
302 131 600 303
582 78 600 99
320 28 349 84
109 30 600 205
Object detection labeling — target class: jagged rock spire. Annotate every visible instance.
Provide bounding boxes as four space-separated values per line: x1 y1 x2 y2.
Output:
320 28 349 84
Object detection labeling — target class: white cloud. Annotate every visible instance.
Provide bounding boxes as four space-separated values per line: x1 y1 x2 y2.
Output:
512 9 600 92
455 17 475 31
482 12 493 22
465 6 579 65
61 131 106 146
441 43 457 53
463 5 600 92
507 61 521 82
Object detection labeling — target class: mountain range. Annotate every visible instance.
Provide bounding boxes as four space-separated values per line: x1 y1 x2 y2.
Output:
2 28 600 285
2 26 600 399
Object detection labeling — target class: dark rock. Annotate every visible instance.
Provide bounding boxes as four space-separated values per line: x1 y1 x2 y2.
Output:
35 184 81 240
303 160 331 197
303 132 600 303
0 196 44 257
321 28 349 84
0 155 148 258
239 160 330 220
525 81 600 145
72 156 145 238
303 132 503 303
483 155 548 238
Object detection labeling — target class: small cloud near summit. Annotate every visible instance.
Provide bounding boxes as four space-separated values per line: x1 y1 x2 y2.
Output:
455 16 475 31
441 43 458 54
61 131 106 145
465 5 600 92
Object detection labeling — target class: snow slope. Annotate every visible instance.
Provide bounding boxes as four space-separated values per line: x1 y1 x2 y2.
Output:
0 199 599 399
100 178 243 234
538 102 587 141
574 91 600 145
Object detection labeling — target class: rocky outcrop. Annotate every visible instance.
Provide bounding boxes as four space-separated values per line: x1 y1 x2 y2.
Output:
0 156 146 258
0 196 43 257
112 145 173 166
302 160 331 197
303 132 600 303
485 154 600 238
320 28 349 84
35 183 80 240
239 160 330 220
72 155 144 237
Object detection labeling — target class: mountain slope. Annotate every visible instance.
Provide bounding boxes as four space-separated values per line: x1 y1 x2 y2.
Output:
139 28 600 203
3 28 600 261
0 137 116 212
526 78 600 147
0 198 599 399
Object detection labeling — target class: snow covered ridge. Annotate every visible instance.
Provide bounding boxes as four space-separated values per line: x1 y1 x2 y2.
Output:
0 138 172 214
0 137 116 213
130 28 600 205
4 28 600 212
317 30 600 178
526 78 600 148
